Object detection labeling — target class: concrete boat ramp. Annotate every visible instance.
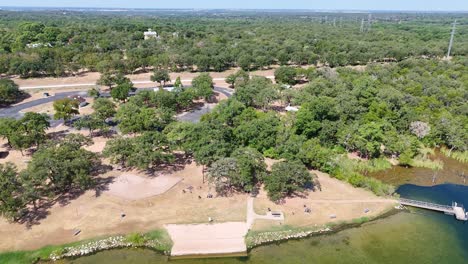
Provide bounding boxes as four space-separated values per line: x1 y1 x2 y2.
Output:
165 198 284 257
166 222 249 257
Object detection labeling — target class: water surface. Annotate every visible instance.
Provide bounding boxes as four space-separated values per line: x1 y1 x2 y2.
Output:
53 158 468 264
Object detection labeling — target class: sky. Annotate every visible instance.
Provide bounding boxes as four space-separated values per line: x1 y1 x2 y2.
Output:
0 0 467 11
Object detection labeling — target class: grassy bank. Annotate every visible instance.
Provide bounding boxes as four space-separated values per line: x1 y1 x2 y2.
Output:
0 229 172 264
406 147 444 170
332 156 395 196
246 206 399 249
440 147 468 163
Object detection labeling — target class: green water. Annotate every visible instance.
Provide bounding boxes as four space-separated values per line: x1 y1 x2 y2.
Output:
53 157 468 264
53 209 467 264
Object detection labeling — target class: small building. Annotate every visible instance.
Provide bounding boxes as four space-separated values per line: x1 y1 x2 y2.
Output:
26 43 52 49
144 28 159 40
68 95 88 108
154 86 175 92
285 104 299 112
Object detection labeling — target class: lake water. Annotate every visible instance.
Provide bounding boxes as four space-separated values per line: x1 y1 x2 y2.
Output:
53 157 468 264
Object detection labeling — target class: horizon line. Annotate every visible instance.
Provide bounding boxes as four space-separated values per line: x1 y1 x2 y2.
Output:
1 6 468 13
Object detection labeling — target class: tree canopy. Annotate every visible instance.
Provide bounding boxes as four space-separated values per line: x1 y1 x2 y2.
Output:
0 79 24 106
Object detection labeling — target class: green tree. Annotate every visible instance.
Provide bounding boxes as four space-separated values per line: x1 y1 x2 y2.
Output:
22 134 99 194
115 102 174 134
206 158 240 196
298 138 335 173
0 79 24 106
231 147 266 192
238 55 253 71
174 76 183 88
264 160 314 201
73 115 107 137
102 137 134 166
225 69 250 88
92 98 116 120
274 66 297 85
96 72 116 89
0 118 18 147
87 87 101 98
127 132 174 170
111 82 132 102
192 73 214 101
234 111 280 153
53 98 79 121
103 132 174 170
295 96 339 139
0 163 26 221
17 112 50 148
151 69 171 89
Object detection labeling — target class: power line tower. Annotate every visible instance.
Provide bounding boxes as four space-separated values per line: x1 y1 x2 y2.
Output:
333 18 336 27
367 14 372 32
446 20 457 58
360 19 365 33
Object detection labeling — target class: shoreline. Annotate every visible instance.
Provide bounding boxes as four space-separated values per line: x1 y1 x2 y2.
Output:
1 205 401 263
246 205 399 250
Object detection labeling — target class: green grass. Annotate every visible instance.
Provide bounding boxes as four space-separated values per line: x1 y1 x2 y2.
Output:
331 156 395 196
440 147 468 163
352 216 370 224
0 229 173 264
145 229 173 251
409 156 444 170
0 240 91 264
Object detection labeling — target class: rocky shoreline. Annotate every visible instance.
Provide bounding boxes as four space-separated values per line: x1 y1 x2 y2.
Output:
246 227 332 248
49 236 169 261
47 207 402 261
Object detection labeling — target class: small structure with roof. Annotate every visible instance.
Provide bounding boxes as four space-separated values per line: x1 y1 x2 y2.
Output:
144 28 159 40
285 104 299 112
68 94 88 108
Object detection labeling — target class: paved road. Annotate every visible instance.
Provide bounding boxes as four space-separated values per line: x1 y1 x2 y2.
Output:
0 91 87 119
177 87 234 123
0 87 234 124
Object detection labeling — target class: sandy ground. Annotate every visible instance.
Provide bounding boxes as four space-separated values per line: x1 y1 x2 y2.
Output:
0 139 31 171
252 170 395 231
166 222 248 256
107 174 182 200
0 162 247 252
12 67 280 92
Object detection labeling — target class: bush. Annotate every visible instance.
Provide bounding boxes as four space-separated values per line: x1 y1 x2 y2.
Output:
125 233 147 246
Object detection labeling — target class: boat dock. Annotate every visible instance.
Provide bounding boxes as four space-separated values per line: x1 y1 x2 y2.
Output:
399 198 468 221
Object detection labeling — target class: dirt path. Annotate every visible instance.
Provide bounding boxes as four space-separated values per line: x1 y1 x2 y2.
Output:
17 75 274 90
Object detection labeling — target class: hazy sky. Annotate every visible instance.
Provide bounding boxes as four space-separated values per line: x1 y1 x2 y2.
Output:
0 0 467 11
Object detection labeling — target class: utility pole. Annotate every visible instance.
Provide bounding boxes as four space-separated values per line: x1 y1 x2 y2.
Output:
367 14 372 31
447 20 457 58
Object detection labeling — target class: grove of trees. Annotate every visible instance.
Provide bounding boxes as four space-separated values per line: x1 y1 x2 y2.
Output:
0 11 465 78
0 134 101 221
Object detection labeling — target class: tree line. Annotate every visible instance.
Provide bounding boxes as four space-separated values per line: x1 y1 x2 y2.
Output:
0 11 466 78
